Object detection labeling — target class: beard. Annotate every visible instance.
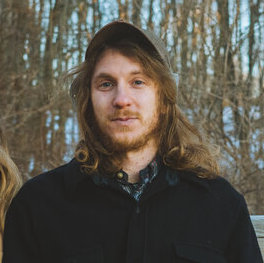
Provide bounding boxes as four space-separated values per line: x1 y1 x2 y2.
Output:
92 109 161 154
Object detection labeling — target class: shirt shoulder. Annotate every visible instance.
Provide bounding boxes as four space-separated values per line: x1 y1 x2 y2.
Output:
207 176 244 203
176 170 245 209
11 159 82 204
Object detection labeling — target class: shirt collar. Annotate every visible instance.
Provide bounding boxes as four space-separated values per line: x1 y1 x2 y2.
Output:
177 170 211 191
114 155 162 185
63 158 210 197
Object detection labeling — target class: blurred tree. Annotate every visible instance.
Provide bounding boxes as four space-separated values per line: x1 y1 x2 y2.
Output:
0 0 263 213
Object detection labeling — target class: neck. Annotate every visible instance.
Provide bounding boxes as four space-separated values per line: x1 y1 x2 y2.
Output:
121 140 158 183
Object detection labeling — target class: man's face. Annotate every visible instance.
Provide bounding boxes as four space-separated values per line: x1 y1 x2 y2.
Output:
91 49 160 152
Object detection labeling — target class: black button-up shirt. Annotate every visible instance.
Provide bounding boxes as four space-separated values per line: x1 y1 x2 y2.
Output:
3 159 263 263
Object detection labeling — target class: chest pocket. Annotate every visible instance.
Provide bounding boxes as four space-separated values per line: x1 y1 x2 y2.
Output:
173 243 226 263
63 247 103 263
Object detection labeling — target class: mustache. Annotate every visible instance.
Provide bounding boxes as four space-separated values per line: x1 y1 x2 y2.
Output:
108 110 141 120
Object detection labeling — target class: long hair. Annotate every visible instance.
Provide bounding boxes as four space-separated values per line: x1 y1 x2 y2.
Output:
68 40 220 178
0 129 22 235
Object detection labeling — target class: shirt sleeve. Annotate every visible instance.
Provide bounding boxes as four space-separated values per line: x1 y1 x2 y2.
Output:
2 191 40 263
225 195 263 263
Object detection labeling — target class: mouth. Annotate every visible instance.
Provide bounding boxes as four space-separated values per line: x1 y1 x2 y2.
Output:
111 117 138 125
112 117 137 121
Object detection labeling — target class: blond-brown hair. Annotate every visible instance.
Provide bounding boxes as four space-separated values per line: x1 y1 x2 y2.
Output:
69 40 220 178
0 129 22 235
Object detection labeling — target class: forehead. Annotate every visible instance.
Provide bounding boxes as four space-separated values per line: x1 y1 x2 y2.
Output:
92 49 144 76
98 48 140 63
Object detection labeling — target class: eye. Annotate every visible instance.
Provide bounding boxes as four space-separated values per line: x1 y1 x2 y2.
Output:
133 80 145 86
98 81 113 90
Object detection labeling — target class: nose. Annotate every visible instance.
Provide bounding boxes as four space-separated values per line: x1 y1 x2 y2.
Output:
112 84 132 109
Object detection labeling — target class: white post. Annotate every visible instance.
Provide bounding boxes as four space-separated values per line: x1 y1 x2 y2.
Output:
251 215 264 257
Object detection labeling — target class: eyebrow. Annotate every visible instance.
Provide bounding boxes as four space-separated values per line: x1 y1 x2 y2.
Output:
92 71 144 83
92 73 114 83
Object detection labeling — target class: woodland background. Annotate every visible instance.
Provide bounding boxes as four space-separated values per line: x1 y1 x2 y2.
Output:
0 0 263 213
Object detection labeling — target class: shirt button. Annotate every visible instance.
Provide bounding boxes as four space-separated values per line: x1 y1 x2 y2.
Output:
117 172 124 179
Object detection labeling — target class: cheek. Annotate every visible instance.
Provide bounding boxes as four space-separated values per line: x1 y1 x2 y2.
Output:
92 92 105 110
91 95 111 124
145 93 159 113
139 89 157 104
92 89 113 106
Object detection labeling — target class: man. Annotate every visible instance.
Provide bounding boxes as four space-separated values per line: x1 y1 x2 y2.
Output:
3 21 263 263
